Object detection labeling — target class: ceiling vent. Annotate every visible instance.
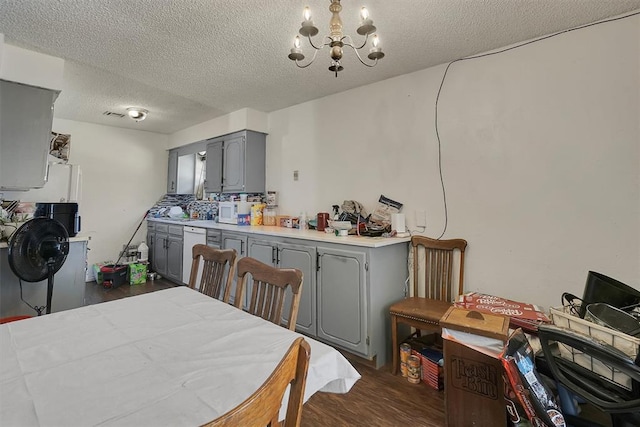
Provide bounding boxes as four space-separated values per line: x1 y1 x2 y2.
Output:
102 111 125 118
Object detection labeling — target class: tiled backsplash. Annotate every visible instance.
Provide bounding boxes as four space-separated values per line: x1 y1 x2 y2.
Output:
148 193 265 220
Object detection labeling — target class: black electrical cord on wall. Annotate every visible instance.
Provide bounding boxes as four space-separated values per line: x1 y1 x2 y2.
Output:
434 10 640 240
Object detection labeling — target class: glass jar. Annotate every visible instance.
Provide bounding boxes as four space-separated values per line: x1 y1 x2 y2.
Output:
263 206 277 226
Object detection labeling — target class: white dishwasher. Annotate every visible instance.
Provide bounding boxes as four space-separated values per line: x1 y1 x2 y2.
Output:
182 226 206 285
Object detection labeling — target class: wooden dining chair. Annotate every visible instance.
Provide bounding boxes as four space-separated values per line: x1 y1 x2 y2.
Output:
389 235 467 374
188 244 237 303
203 337 311 427
236 257 303 331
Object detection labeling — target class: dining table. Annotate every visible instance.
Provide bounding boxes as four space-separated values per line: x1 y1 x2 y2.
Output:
0 286 361 426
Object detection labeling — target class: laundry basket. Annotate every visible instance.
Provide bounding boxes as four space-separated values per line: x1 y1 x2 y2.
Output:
549 304 640 391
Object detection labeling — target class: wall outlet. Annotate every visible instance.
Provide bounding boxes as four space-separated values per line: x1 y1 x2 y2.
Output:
416 210 427 227
293 170 299 181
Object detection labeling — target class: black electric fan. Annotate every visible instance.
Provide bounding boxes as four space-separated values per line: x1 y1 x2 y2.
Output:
8 218 69 315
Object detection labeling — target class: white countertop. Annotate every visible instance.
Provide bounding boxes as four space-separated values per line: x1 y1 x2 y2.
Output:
0 234 89 249
148 218 410 248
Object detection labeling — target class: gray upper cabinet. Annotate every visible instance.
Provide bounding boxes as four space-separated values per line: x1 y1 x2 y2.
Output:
204 130 266 194
205 140 223 193
167 150 178 193
222 135 245 192
0 80 59 190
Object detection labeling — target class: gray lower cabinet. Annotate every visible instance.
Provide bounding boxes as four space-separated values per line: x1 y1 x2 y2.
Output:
166 233 183 282
222 231 248 307
0 240 87 317
316 246 367 355
160 222 407 368
149 222 183 283
247 237 316 335
248 234 408 368
206 229 221 249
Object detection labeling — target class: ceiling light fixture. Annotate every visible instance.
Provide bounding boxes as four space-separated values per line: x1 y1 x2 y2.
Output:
126 107 148 122
288 0 384 77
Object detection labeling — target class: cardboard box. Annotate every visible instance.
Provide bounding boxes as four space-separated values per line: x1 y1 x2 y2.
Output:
128 263 147 285
441 307 509 427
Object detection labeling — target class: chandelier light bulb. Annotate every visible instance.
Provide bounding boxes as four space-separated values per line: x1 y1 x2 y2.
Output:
288 0 384 75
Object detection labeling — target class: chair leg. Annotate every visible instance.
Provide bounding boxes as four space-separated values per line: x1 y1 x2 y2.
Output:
391 314 398 375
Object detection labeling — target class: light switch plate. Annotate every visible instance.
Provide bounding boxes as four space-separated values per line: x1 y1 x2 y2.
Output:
293 170 299 181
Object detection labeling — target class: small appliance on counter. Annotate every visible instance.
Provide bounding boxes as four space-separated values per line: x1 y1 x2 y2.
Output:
218 201 258 224
34 202 81 237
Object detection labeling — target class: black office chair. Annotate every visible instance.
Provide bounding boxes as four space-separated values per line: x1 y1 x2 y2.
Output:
537 324 640 427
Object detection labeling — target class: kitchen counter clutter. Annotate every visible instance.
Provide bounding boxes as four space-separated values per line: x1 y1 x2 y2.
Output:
148 217 410 368
147 218 411 248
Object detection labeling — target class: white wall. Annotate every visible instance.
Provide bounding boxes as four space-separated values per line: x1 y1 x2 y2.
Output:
50 119 168 269
168 108 268 148
266 15 640 311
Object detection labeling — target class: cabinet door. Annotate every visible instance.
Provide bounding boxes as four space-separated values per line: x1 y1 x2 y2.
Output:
278 242 316 336
147 231 155 271
222 232 248 307
317 247 367 355
166 236 183 282
0 80 57 190
205 141 222 193
222 135 245 192
153 232 168 276
247 238 277 266
167 150 178 193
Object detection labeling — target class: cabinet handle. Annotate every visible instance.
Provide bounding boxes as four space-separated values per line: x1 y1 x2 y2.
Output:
316 252 320 272
271 246 277 264
240 240 244 255
275 247 280 265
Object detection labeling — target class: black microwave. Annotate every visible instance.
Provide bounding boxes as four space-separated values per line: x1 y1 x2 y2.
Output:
34 202 81 237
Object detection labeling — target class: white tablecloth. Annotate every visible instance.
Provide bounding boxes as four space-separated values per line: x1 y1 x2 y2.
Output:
0 287 360 426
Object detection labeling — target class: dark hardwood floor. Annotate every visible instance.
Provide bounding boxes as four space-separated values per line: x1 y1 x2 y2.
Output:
83 279 446 426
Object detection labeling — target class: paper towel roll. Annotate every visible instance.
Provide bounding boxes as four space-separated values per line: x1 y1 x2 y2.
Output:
391 213 405 232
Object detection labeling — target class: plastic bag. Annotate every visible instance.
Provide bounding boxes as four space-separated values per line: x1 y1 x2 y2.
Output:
369 194 403 227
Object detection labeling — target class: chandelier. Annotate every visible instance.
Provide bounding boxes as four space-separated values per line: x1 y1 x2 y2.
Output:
287 0 385 77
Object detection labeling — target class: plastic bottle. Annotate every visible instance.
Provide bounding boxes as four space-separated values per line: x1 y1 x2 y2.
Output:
299 212 307 230
137 242 149 262
238 193 249 215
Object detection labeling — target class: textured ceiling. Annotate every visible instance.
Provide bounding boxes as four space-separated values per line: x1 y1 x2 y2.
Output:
1 0 639 134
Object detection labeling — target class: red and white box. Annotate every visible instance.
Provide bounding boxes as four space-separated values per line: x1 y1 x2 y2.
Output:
456 292 550 323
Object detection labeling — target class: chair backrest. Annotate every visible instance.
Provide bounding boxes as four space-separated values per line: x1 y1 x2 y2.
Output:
203 337 311 427
236 257 303 331
411 235 467 302
188 244 237 303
